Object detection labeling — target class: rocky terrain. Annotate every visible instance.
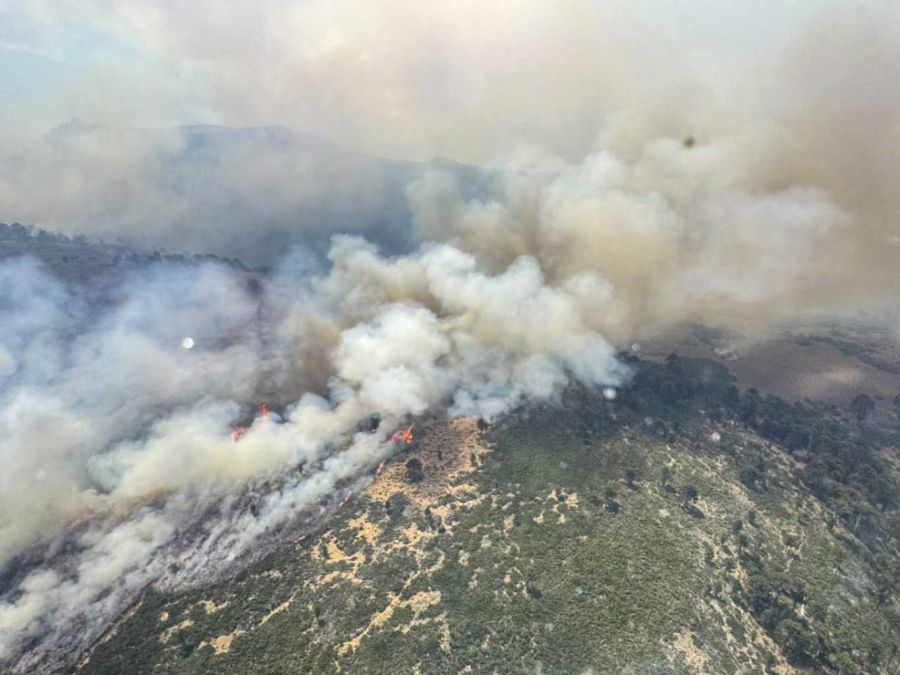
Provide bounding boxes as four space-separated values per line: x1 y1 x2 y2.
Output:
76 355 900 674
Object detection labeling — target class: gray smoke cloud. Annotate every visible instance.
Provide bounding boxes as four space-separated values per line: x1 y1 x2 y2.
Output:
0 242 626 668
0 0 676 161
0 123 439 266
1 1 899 670
2 3 898 306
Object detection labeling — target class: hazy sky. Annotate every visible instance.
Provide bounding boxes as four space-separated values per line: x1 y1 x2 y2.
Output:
1 4 899 669
0 0 859 149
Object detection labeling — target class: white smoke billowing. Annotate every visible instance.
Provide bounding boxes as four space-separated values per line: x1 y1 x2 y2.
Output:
407 142 857 341
0 260 263 559
2 3 899 308
0 240 625 668
1 1 899 670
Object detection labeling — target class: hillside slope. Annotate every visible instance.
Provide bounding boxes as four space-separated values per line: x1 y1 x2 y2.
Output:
79 357 899 674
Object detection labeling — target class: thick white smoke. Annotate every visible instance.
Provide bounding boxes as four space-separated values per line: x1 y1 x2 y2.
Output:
406 144 854 342
1 1 899 671
0 240 626 668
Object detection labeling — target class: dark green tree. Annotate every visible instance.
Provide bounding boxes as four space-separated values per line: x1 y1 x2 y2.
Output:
405 458 424 483
850 394 875 422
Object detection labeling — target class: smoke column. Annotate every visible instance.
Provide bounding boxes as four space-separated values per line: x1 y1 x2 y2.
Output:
1 1 899 670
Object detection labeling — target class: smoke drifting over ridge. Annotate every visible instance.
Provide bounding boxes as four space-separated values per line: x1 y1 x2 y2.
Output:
1 1 900 670
0 239 629 669
2 3 899 313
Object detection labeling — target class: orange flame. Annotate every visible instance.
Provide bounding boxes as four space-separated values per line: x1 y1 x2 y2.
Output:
388 425 414 444
229 425 246 443
66 513 92 529
375 459 386 475
258 402 269 417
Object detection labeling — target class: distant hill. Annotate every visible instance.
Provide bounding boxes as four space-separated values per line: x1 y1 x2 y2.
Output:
0 221 251 284
1 124 493 268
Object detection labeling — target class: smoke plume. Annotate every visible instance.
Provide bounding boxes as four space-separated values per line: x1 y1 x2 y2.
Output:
1 1 899 670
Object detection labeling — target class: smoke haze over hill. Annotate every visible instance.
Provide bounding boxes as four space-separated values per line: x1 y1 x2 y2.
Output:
1 1 899 670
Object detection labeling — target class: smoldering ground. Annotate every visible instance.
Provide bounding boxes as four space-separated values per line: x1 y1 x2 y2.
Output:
1 1 899 671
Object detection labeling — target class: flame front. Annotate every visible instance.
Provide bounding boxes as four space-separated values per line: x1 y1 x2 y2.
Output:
388 425 414 444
